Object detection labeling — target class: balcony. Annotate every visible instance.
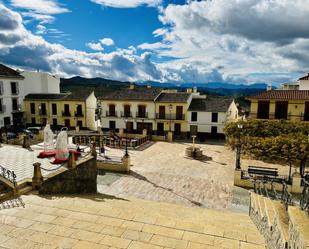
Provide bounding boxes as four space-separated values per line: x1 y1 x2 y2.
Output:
0 105 5 113
121 111 132 118
62 111 71 117
75 111 84 117
11 89 19 96
39 110 47 116
156 113 185 120
106 111 118 117
136 112 148 118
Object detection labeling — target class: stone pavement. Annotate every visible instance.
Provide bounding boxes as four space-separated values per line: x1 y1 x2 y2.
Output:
0 145 63 182
0 194 265 249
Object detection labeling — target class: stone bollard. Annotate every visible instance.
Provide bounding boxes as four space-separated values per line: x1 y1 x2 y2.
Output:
291 171 302 193
23 135 30 149
32 162 43 190
91 141 97 158
67 151 76 169
122 155 131 173
167 131 173 143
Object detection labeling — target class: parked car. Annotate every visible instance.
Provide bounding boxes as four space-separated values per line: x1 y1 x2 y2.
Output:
27 127 41 135
22 129 34 138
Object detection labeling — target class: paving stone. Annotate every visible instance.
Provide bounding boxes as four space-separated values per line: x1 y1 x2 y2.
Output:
182 231 215 245
99 235 131 248
128 241 163 249
214 237 240 249
187 242 216 249
100 225 126 237
50 217 77 227
97 216 124 227
70 229 103 243
72 220 105 233
142 224 184 239
48 225 76 237
150 235 188 249
30 222 55 233
121 229 153 242
240 242 266 249
72 241 109 249
121 221 144 231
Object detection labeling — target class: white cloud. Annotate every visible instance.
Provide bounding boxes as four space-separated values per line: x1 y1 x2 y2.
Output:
10 0 69 14
36 24 47 34
90 0 161 8
87 42 104 51
100 38 114 46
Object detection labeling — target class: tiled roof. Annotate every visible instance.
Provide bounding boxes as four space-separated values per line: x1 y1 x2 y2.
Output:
299 73 309 81
24 91 94 101
98 88 162 101
188 98 233 112
249 90 309 100
155 92 191 103
0 64 24 79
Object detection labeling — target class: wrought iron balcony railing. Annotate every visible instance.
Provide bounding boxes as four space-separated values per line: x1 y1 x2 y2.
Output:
121 111 132 118
62 111 71 117
75 111 84 117
155 113 185 120
106 111 117 117
39 110 47 116
136 112 148 118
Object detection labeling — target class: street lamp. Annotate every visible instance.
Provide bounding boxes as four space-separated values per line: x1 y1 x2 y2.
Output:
235 123 243 169
168 104 172 132
124 119 128 157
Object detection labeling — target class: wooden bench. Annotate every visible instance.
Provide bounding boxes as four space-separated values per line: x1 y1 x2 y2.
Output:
248 166 278 178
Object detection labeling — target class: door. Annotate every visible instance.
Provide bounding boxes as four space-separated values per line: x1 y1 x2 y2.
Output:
174 123 181 136
124 105 131 117
275 101 288 119
109 104 115 116
109 120 116 130
159 106 165 119
157 122 164 135
4 117 10 126
64 119 70 128
211 126 217 134
126 121 133 133
138 105 146 118
176 106 183 120
304 102 309 121
190 125 198 136
257 101 270 119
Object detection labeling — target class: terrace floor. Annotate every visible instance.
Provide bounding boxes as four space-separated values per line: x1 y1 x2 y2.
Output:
0 194 265 249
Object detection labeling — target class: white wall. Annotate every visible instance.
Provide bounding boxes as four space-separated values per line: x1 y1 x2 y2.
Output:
0 78 24 127
21 71 60 95
100 100 156 129
299 79 309 90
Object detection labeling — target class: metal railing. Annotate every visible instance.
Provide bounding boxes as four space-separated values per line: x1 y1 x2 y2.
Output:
136 112 148 118
75 111 84 117
155 113 185 120
39 110 47 116
121 111 132 118
0 165 17 185
281 181 293 210
106 111 117 117
300 180 309 214
62 111 71 117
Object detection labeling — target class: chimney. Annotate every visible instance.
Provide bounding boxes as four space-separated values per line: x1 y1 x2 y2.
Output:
186 88 192 93
129 83 135 90
267 84 272 91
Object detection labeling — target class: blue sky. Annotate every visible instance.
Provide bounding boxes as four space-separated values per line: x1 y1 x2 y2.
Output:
0 0 308 85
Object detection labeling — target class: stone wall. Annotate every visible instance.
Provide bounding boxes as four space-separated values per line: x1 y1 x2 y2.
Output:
39 156 97 194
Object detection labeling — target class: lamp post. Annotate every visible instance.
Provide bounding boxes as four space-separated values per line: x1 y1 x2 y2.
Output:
124 119 128 157
235 123 243 169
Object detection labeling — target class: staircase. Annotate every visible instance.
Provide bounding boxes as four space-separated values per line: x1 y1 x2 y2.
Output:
249 188 309 249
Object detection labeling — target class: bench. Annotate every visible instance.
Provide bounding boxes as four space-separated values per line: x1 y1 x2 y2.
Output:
248 166 278 178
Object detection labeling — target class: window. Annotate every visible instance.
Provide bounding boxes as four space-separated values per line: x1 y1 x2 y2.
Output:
12 98 18 111
123 105 131 117
40 103 46 115
0 98 3 113
108 104 116 116
211 113 218 122
191 112 197 122
64 119 70 127
0 81 3 95
10 82 18 95
52 118 57 127
109 120 116 130
76 104 82 116
63 104 70 116
137 105 146 118
31 117 36 125
211 126 217 134
52 103 57 115
77 120 83 128
30 103 35 114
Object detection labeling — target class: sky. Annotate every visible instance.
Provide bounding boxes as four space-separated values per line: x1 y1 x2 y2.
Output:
0 0 308 85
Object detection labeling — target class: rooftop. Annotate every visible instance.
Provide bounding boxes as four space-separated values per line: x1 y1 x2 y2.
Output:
188 98 233 112
249 90 309 100
24 90 94 101
98 87 162 101
0 64 24 79
299 73 309 81
155 92 191 103
0 194 265 249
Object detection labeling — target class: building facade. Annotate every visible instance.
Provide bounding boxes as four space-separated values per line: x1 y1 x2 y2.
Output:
249 90 309 121
188 98 239 138
24 91 97 130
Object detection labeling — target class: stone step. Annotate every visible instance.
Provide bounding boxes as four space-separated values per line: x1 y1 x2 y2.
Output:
263 196 276 228
288 206 309 248
18 185 33 195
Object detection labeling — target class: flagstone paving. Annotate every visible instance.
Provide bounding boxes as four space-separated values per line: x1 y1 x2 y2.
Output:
0 194 265 249
98 141 289 211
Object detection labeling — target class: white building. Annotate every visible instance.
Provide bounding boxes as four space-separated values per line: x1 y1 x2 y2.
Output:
187 97 239 139
299 73 309 90
0 64 60 129
21 71 60 94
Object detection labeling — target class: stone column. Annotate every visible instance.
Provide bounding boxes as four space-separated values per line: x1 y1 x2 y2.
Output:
32 162 43 190
167 131 173 142
122 155 131 173
291 172 302 193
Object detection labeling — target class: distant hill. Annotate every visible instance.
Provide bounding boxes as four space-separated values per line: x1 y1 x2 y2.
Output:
60 76 269 97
